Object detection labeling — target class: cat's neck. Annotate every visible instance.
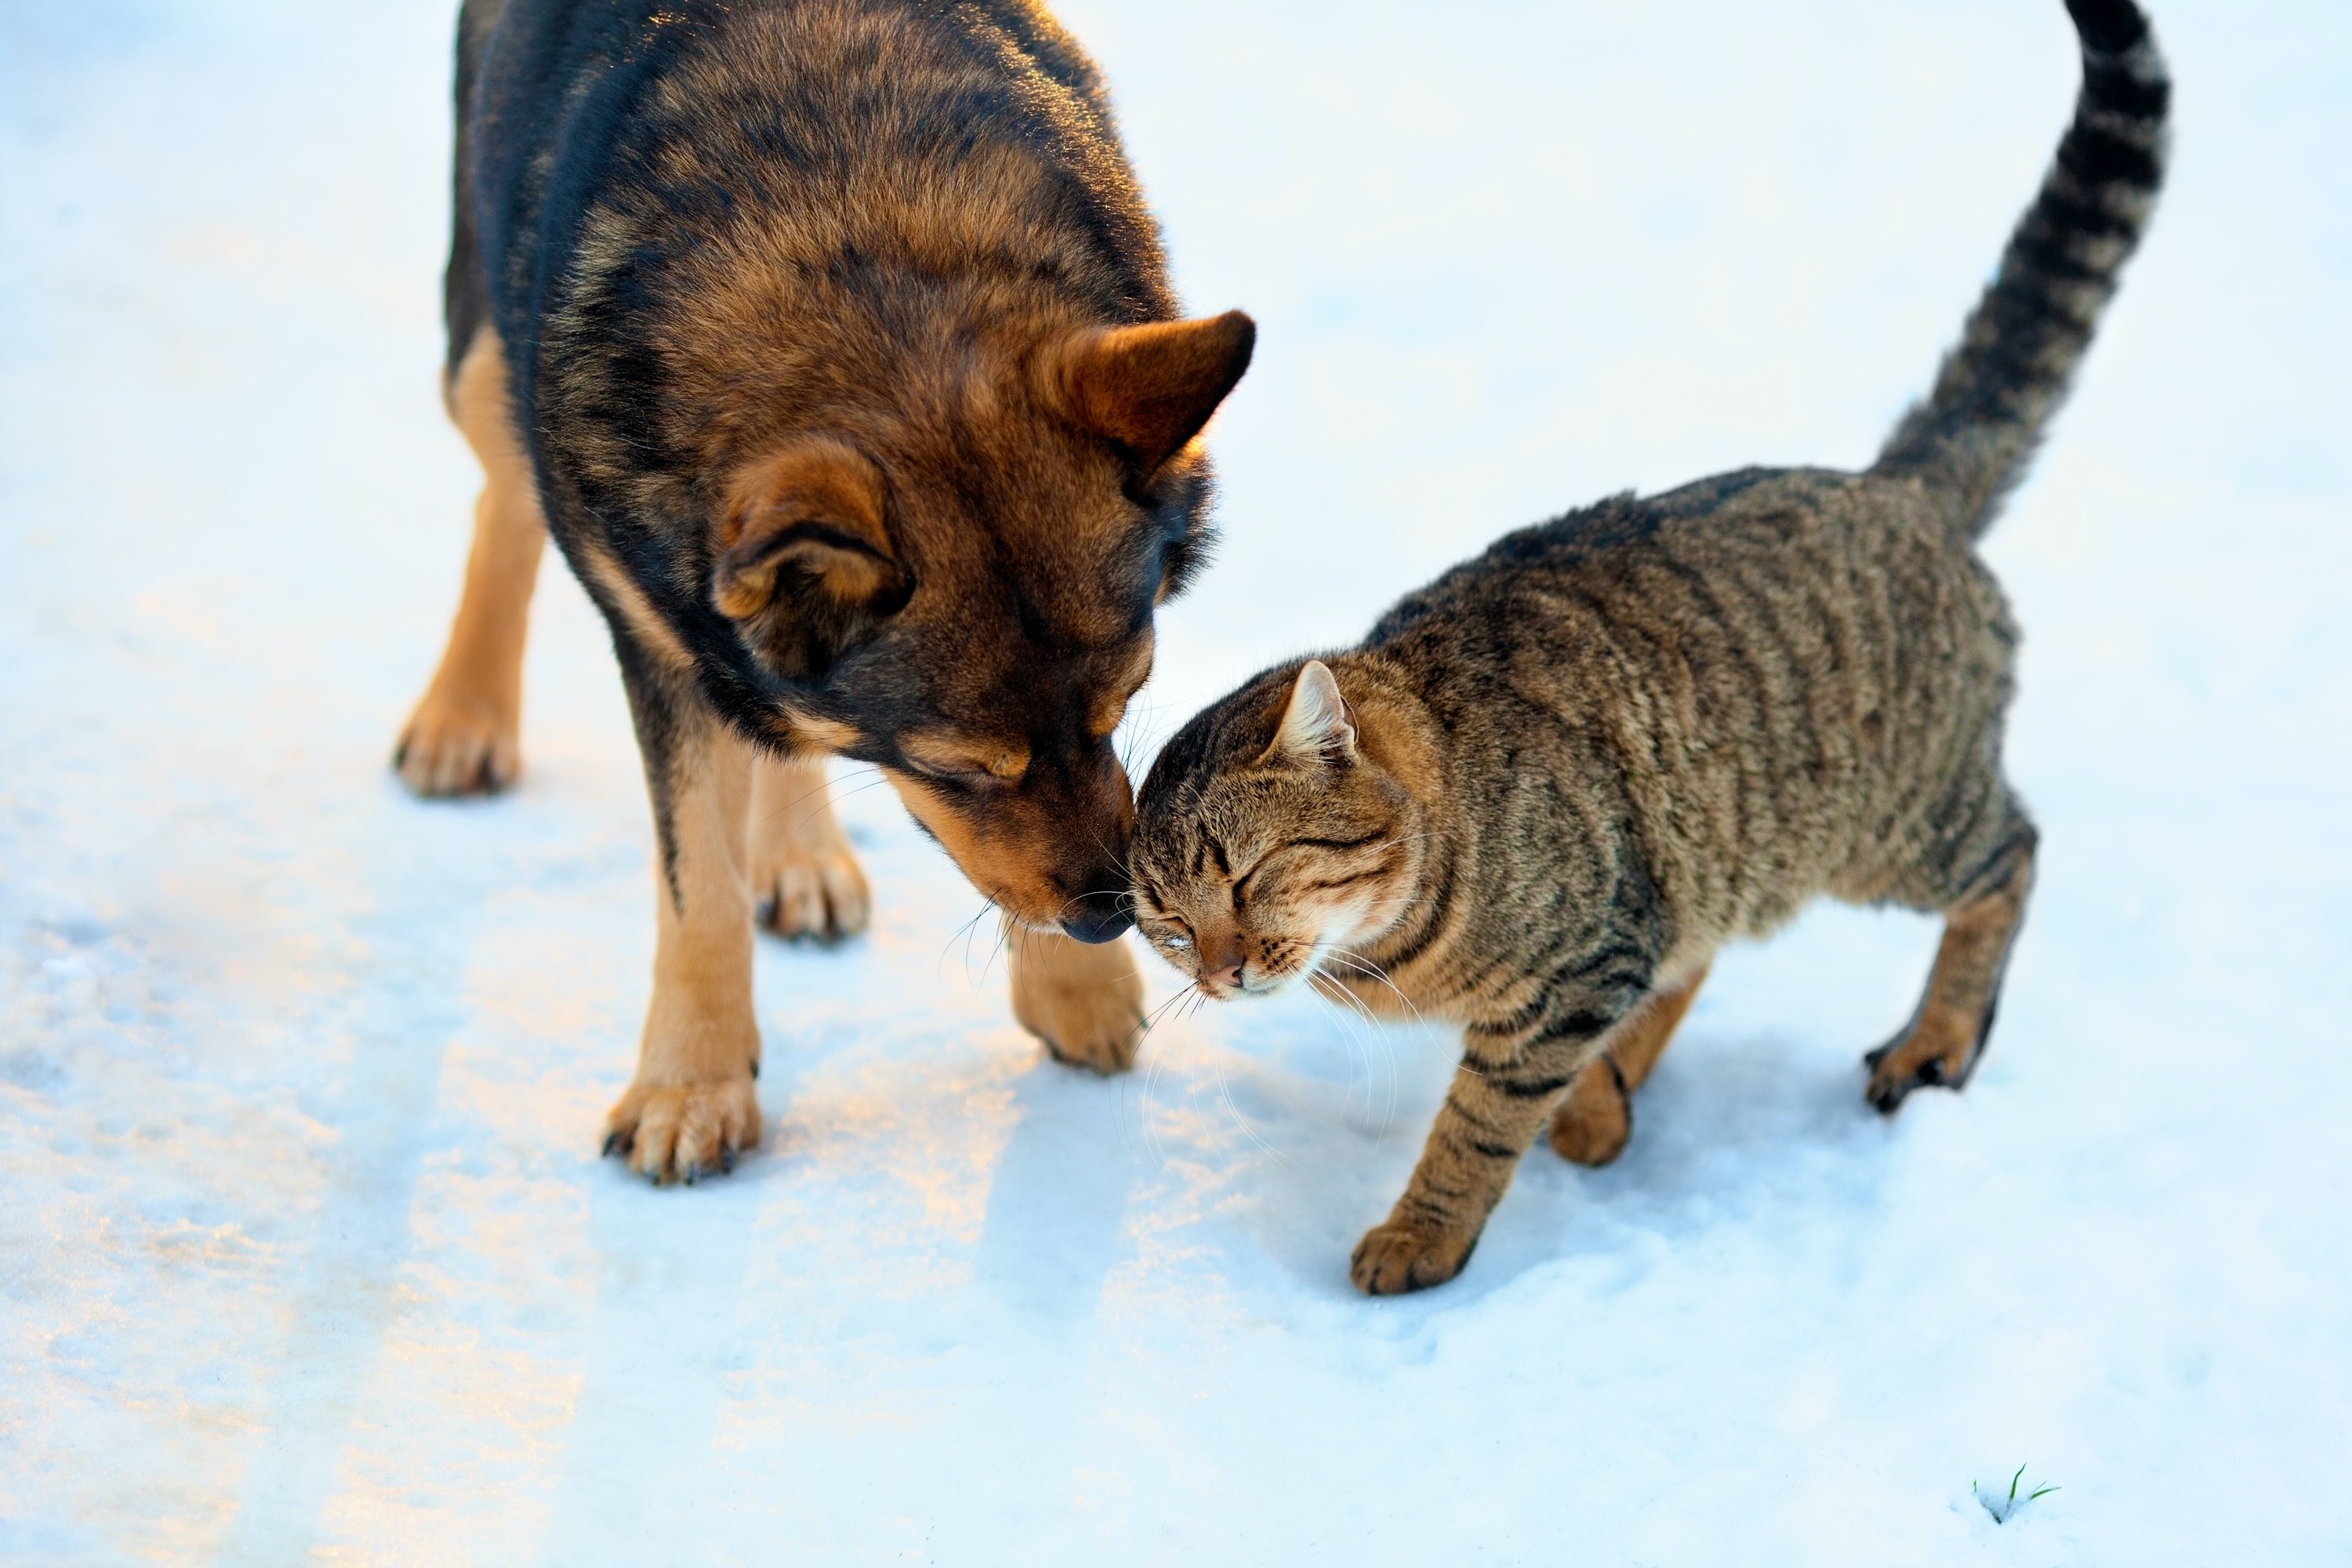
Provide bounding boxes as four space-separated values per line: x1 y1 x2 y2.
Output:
1326 652 1446 798
1323 652 1465 963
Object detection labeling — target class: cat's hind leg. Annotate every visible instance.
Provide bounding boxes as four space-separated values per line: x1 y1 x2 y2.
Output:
1548 962 1709 1167
1866 805 2038 1113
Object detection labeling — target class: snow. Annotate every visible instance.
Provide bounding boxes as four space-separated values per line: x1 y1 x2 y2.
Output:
3 0 2347 1562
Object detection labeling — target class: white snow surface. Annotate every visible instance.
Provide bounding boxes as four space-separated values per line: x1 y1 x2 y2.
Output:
4 1 2348 1562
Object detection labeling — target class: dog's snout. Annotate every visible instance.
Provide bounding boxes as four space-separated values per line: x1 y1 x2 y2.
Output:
1061 887 1133 945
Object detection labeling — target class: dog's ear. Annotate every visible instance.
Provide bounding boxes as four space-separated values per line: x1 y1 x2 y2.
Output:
1055 310 1256 475
713 439 909 679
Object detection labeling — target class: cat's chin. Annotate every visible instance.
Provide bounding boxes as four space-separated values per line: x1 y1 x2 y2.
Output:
1195 971 1298 1002
1237 971 1301 999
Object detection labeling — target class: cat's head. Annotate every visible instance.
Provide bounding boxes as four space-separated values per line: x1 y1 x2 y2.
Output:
1131 660 1426 998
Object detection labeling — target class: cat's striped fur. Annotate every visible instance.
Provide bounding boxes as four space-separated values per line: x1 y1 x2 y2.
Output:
1131 0 2168 1294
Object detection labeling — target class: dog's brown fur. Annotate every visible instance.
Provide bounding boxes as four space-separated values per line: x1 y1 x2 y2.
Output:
1132 0 2166 1293
750 751 870 944
395 332 545 797
400 0 1250 1180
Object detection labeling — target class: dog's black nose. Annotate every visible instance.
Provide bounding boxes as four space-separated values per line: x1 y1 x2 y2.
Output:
1061 890 1134 945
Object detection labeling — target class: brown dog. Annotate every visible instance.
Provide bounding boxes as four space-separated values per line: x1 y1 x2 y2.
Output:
394 0 1253 1181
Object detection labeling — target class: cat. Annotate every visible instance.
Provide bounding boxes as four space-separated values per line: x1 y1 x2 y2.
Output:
1128 0 2168 1294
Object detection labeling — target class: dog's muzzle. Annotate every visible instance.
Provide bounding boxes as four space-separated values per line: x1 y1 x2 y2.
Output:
1062 889 1134 945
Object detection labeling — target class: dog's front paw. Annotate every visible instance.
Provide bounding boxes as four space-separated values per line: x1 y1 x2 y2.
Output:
603 1076 760 1185
756 841 869 943
394 687 520 797
1349 1218 1478 1296
1008 928 1145 1075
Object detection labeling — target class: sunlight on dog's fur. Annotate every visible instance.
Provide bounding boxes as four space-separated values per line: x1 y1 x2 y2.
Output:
397 0 1252 1182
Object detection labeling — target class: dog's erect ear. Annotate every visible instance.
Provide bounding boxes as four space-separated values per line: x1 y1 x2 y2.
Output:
1056 310 1256 474
1260 659 1357 768
713 439 909 678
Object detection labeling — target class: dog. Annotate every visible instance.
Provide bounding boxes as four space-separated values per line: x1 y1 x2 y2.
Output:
394 0 1254 1182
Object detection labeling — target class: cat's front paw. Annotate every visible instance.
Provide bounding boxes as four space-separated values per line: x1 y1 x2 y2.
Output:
1349 1218 1478 1296
1008 928 1145 1075
603 1076 760 1185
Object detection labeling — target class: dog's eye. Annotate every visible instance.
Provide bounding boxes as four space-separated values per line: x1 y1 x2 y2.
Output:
914 761 1004 790
898 740 1026 788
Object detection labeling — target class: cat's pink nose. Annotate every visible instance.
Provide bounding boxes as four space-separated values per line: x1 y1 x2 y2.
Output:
1201 934 1245 993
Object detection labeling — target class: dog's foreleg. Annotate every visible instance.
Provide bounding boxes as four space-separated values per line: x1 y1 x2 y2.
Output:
604 670 762 1182
1008 920 1145 1074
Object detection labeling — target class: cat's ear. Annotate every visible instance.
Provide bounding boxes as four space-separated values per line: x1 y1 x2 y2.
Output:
1261 660 1357 768
1054 310 1256 475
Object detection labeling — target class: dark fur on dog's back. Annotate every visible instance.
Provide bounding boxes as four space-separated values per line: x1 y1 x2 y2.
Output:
449 0 1251 917
459 0 1188 708
415 0 1254 1181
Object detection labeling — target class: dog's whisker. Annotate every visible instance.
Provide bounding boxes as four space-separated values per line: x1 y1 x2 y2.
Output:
780 775 890 839
940 898 996 978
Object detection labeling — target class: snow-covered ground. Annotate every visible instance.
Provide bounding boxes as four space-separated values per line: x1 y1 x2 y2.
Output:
4 0 2347 1561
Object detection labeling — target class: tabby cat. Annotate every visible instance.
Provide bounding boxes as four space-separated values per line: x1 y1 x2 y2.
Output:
1129 0 2168 1294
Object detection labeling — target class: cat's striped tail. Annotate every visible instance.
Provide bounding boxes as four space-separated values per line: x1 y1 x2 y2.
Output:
1874 0 2169 537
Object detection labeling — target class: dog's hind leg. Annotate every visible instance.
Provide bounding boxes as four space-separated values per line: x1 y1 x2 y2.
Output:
749 751 871 943
394 327 546 797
